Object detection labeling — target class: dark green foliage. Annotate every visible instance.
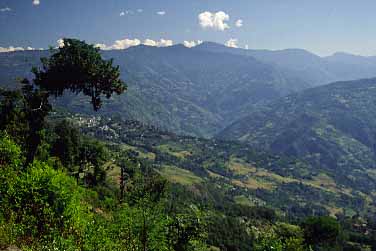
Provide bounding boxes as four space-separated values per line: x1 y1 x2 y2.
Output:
78 137 109 186
1 38 126 166
167 206 207 251
207 214 253 251
116 150 139 200
0 82 51 166
0 134 24 168
302 216 341 250
33 38 126 111
51 119 80 169
0 151 91 249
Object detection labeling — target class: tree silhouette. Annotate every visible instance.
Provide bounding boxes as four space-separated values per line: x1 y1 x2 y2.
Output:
0 38 126 166
33 38 126 111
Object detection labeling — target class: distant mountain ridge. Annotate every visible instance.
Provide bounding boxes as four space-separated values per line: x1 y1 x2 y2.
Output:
2 42 376 136
218 77 376 175
195 42 376 86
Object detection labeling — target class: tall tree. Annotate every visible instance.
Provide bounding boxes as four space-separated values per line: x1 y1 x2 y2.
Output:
0 83 51 166
33 38 126 111
51 119 80 170
116 150 139 200
1 38 126 166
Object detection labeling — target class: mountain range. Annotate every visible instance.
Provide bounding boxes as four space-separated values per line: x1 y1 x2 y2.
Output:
3 42 376 137
2 40 376 231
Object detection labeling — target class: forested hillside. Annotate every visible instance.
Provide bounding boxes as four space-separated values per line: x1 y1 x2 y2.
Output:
3 43 376 137
2 38 376 251
218 78 376 203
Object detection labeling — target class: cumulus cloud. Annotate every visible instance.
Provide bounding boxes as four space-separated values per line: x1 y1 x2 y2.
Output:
120 11 125 16
157 11 166 15
32 0 40 6
158 39 173 47
95 38 173 50
235 19 243 27
57 38 65 48
143 39 158 47
143 39 173 47
0 46 24 53
94 43 107 49
183 40 203 48
0 46 38 53
225 38 238 48
0 7 11 12
198 11 230 31
137 9 143 13
111 38 141 49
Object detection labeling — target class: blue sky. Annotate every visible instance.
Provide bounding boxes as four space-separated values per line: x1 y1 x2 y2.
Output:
0 0 376 56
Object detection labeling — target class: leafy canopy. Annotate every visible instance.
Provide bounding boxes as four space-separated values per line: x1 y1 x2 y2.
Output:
33 38 126 111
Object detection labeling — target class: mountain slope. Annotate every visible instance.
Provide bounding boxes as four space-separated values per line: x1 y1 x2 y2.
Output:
69 113 376 218
3 44 376 137
0 45 312 137
218 78 376 177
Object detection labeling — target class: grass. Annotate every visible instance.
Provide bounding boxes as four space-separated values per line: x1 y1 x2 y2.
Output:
104 161 121 185
158 165 203 186
157 144 192 159
234 195 266 207
121 144 156 160
234 195 254 207
366 168 376 181
228 157 256 175
207 170 225 179
254 169 297 184
232 177 275 190
324 205 344 218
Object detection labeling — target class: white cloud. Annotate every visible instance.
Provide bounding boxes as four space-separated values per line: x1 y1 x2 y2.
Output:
183 40 203 48
235 19 243 27
0 46 42 53
137 9 143 13
144 39 173 47
0 46 24 53
225 38 238 48
95 38 174 50
157 11 166 16
57 38 65 48
111 38 141 49
157 39 173 47
198 11 230 31
143 39 158 47
94 43 107 49
32 0 40 6
120 11 125 16
245 44 249 50
0 7 11 12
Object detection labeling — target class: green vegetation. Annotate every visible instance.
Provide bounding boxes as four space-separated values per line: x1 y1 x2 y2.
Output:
218 78 376 207
33 38 126 111
1 38 376 251
159 165 203 185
